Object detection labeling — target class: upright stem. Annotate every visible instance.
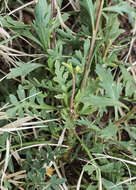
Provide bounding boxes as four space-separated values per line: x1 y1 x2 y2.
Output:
70 72 76 114
81 0 104 90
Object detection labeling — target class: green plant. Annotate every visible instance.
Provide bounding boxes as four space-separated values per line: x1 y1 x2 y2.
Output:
0 0 136 189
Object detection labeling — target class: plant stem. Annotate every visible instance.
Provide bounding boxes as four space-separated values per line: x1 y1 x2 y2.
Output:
74 130 97 165
70 72 76 114
81 0 104 90
114 106 136 127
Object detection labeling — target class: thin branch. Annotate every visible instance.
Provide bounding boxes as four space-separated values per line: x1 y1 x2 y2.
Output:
125 19 136 62
114 106 136 127
54 0 76 35
7 0 37 16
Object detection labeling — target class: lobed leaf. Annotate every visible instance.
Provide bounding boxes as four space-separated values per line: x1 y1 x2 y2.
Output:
7 62 43 79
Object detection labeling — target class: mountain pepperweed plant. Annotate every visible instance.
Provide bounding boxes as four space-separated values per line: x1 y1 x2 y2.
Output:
0 0 136 189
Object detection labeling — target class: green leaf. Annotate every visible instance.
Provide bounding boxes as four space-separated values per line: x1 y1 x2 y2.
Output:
6 107 17 117
36 93 46 105
24 102 56 111
96 65 122 100
53 61 69 91
79 0 95 31
68 57 81 67
21 30 44 48
57 28 74 39
103 2 136 16
29 87 37 104
120 66 136 97
87 184 98 190
80 95 128 109
104 14 124 45
102 178 123 190
55 94 65 99
52 13 70 31
8 158 14 173
9 95 19 105
125 81 136 97
33 0 51 50
18 106 24 118
84 38 90 58
77 118 101 132
103 2 136 26
49 175 67 187
84 164 96 175
7 62 43 79
17 85 26 101
75 79 99 102
100 122 118 140
35 0 49 25
96 64 128 120
0 15 30 30
63 62 74 75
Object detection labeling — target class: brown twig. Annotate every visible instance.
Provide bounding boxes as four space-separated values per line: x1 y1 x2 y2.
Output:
81 0 104 90
114 106 136 127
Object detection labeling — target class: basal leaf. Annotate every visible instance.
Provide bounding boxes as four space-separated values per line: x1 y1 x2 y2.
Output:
33 0 51 50
7 62 43 79
80 95 127 109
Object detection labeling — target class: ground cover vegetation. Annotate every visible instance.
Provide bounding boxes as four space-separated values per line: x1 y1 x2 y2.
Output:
0 0 136 189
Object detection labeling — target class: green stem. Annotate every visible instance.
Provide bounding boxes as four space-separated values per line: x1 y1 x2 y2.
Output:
73 130 97 165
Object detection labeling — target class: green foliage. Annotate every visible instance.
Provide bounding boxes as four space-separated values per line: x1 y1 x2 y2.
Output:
46 175 67 190
103 14 124 57
6 85 56 118
23 146 66 190
79 0 95 31
33 0 51 51
103 1 136 26
7 62 43 79
120 66 136 97
0 0 136 189
0 15 30 30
